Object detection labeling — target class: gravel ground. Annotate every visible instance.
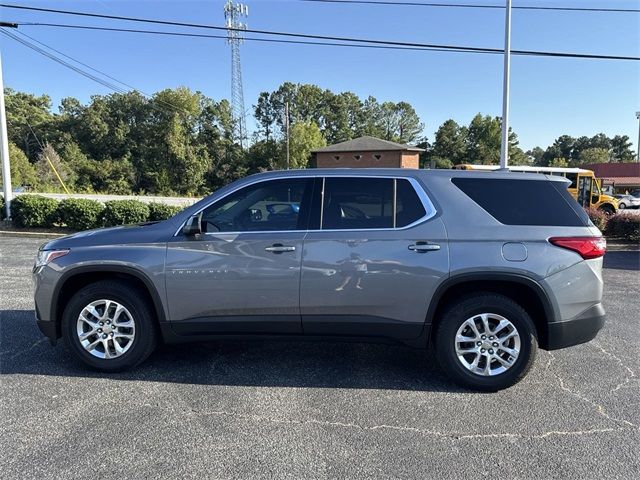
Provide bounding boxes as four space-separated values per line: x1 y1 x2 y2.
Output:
0 237 638 479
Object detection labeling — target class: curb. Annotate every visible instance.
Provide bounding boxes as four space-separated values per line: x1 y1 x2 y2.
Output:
606 244 640 252
0 230 67 238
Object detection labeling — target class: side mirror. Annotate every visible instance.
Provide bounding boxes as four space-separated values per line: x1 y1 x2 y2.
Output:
182 214 202 236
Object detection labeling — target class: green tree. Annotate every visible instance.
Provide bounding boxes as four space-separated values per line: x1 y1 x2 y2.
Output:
254 92 279 140
578 147 610 166
432 119 467 165
246 139 282 172
542 135 576 166
356 96 385 138
610 135 635 162
378 101 423 144
465 114 527 165
289 121 326 169
323 91 362 143
138 88 210 195
36 143 73 191
3 88 53 160
526 146 545 166
0 142 39 189
549 157 569 168
466 114 502 164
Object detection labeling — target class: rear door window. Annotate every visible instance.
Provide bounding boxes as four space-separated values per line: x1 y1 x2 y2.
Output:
322 178 394 229
452 177 588 226
319 177 430 230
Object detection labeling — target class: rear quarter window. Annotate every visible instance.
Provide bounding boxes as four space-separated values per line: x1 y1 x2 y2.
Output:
452 177 589 227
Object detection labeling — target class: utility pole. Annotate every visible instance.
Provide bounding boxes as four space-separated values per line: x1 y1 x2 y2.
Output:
285 101 290 170
636 111 640 162
0 22 18 220
499 0 512 169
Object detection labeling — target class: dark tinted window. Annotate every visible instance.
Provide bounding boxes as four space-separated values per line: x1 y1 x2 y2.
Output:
396 179 427 227
452 178 588 226
322 178 393 229
201 178 312 232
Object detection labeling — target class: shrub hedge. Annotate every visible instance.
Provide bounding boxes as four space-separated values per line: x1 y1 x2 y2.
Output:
11 195 59 228
4 195 188 230
57 198 104 231
586 207 608 232
148 202 183 221
606 213 640 243
102 199 150 227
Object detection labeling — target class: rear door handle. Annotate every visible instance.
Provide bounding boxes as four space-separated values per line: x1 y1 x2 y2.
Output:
265 244 296 253
408 242 440 253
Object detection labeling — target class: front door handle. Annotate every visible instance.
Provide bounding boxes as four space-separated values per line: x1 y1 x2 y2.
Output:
408 242 440 253
265 244 296 253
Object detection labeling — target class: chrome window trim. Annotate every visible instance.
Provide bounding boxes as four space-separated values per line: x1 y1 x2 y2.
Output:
173 174 437 237
392 178 397 229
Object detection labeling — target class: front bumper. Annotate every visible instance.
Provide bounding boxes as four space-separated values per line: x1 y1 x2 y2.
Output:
545 303 605 350
36 319 58 345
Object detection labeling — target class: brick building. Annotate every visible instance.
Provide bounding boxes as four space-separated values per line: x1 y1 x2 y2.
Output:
312 136 424 169
584 162 640 193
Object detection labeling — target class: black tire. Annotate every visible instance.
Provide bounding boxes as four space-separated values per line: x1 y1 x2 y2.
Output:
598 204 615 215
434 293 537 391
62 280 158 371
618 202 626 210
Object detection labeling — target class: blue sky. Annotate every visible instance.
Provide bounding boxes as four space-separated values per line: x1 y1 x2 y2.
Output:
1 0 639 151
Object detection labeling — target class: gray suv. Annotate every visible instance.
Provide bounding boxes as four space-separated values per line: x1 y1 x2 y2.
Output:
33 169 606 390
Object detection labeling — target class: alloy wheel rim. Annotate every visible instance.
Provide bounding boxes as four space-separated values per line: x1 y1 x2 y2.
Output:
454 313 521 376
76 299 136 359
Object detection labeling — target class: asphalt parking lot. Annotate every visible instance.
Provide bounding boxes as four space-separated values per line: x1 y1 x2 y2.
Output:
1 236 638 479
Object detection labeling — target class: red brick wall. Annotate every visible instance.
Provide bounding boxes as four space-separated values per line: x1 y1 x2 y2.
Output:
400 152 420 169
316 150 421 168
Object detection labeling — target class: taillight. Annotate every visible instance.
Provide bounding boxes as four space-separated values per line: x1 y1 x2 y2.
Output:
549 237 606 259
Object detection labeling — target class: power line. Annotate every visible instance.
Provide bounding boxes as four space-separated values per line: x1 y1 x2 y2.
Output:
12 28 191 116
297 0 640 14
0 28 129 94
1 3 638 61
12 21 640 62
0 28 192 117
14 29 142 94
14 23 504 55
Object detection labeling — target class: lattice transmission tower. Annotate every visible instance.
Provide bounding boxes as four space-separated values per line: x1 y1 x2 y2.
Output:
224 0 248 149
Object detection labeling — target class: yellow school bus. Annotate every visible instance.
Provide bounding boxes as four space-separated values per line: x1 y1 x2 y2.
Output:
453 165 618 214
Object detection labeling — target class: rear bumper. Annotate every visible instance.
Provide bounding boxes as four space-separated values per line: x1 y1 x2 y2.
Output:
545 303 605 350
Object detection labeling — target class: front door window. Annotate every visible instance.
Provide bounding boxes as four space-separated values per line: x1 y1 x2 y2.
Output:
201 178 312 233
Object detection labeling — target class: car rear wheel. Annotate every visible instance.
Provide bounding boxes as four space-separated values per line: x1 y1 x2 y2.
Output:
434 293 537 391
62 280 158 371
618 202 626 209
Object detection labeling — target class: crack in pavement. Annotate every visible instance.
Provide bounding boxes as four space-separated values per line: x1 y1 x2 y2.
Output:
547 351 639 430
591 341 638 393
176 407 633 442
0 338 48 360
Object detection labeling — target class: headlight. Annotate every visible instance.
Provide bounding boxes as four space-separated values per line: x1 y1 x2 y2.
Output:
35 249 70 268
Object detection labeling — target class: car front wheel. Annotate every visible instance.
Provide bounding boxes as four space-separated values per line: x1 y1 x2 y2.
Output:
434 293 537 391
618 202 626 209
62 280 158 371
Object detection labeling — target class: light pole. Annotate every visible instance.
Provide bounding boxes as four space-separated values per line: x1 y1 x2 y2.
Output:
285 101 290 169
636 111 640 162
0 23 18 219
499 0 512 169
